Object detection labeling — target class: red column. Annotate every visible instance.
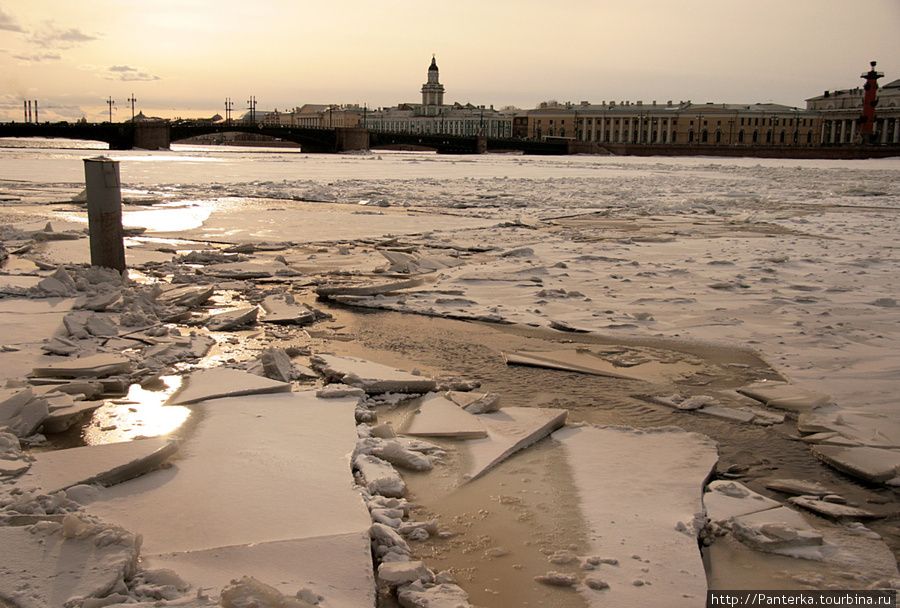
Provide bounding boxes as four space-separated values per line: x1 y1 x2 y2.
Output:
860 61 883 144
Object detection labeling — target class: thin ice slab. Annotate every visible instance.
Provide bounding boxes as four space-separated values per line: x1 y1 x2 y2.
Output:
166 366 291 405
504 349 641 380
703 480 781 525
730 506 823 557
0 517 140 608
463 407 567 482
311 353 436 394
13 436 177 494
788 496 879 521
205 305 258 331
31 353 132 379
260 294 315 325
798 411 900 449
402 392 487 439
812 444 900 484
86 392 372 555
738 382 830 412
551 425 718 607
141 532 374 607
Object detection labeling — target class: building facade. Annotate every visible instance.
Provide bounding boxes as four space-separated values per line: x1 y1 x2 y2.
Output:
805 76 900 145
268 58 518 138
250 60 898 148
527 100 822 146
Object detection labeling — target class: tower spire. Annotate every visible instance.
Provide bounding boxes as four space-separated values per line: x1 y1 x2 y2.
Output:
421 55 444 109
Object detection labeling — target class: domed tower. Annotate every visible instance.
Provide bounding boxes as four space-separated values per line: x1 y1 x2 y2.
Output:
421 55 445 108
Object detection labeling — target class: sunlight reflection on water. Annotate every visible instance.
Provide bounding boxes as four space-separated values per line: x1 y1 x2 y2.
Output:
84 376 189 445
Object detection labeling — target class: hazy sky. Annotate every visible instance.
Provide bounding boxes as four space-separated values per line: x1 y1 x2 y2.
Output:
2 0 898 122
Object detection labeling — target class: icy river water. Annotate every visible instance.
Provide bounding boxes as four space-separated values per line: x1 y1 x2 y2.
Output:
2 139 900 606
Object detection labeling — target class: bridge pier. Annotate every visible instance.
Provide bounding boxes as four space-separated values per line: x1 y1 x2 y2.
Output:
133 121 170 150
334 128 370 152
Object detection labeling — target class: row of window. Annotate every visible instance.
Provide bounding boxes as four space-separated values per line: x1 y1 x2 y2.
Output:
539 127 816 145
536 117 813 128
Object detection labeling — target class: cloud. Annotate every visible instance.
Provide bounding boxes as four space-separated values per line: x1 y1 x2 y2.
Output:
12 50 62 62
103 65 161 82
29 21 100 49
0 7 24 32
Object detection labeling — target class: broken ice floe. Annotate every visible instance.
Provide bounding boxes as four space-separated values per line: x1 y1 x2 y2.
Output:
311 353 437 394
737 381 830 413
13 437 177 494
703 479 899 589
165 366 292 405
86 391 375 605
551 425 718 607
648 393 785 427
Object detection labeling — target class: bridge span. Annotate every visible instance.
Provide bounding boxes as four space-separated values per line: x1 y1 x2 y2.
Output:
0 121 570 155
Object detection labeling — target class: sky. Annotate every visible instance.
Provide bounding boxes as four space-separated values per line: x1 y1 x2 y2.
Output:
1 0 899 123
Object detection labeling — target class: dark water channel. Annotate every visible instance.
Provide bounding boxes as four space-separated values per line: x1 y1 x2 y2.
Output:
320 304 900 606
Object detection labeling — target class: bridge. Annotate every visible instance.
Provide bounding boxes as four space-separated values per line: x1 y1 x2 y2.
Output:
0 121 570 155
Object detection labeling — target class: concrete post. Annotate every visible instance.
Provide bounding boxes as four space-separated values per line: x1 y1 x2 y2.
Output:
84 156 126 272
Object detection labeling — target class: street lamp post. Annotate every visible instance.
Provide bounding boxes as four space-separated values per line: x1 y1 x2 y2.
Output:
106 97 115 123
247 96 257 125
225 98 233 124
127 94 136 122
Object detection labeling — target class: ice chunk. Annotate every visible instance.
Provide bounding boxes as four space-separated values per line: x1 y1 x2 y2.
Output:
0 395 49 438
316 277 424 297
166 367 291 405
731 507 823 555
354 453 407 497
764 478 832 497
32 353 132 379
0 386 35 417
445 390 501 414
397 582 473 608
704 480 781 525
378 560 434 587
14 436 178 494
154 283 215 308
0 517 140 608
311 353 436 394
205 305 258 331
812 444 900 483
259 347 295 383
220 576 316 608
464 407 568 482
738 382 830 412
798 411 900 449
260 294 315 325
40 392 99 434
504 349 641 380
788 496 879 521
402 392 487 439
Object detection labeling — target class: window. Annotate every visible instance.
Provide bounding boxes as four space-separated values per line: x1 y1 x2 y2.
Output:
738 130 745 143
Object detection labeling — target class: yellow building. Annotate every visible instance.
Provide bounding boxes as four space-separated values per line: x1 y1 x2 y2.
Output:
528 100 822 146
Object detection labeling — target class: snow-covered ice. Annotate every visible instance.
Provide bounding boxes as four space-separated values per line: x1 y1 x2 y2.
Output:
2 147 899 604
